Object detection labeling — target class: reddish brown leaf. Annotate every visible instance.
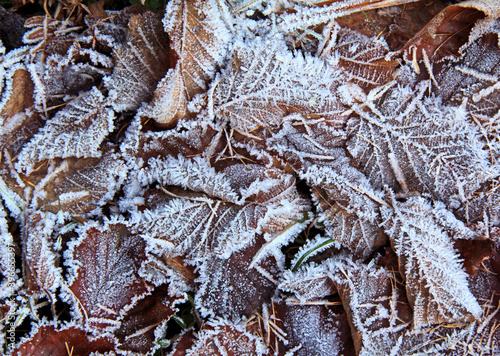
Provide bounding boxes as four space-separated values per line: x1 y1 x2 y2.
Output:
196 238 279 320
0 68 34 119
403 4 485 61
65 222 149 330
32 148 128 216
115 285 182 353
12 324 116 356
455 237 494 276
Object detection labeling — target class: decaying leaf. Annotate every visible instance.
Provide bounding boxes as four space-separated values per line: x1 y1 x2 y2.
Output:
12 323 116 355
16 87 115 174
22 212 62 299
345 80 495 205
273 300 355 356
142 0 233 125
382 197 482 328
114 285 183 353
170 318 268 355
105 11 169 112
212 37 346 139
64 221 149 330
128 156 310 262
2 0 500 354
196 238 279 320
32 148 128 216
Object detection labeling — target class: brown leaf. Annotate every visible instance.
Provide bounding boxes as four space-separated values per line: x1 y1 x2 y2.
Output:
65 222 149 330
16 87 115 175
129 158 310 262
22 212 61 298
196 237 279 320
321 27 398 90
403 3 486 61
273 301 355 356
12 324 116 356
455 237 495 276
147 0 233 126
32 148 128 216
105 11 169 112
115 285 182 353
0 68 34 119
382 197 482 328
330 256 413 355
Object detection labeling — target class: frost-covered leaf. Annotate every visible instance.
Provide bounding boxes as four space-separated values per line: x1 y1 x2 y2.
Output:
22 212 62 298
274 0 422 35
0 66 34 119
280 260 336 302
142 0 233 125
128 158 310 261
0 108 44 217
304 155 386 258
273 301 354 356
28 50 112 109
16 87 114 174
346 81 495 205
64 221 149 330
322 26 397 89
381 197 482 328
328 256 414 356
196 238 279 320
12 322 116 355
457 182 500 225
32 149 128 216
171 318 268 355
114 285 182 353
431 30 500 162
212 37 346 138
121 115 220 164
105 11 169 112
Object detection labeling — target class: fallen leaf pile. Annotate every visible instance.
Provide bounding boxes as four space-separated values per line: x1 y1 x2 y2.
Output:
1 0 500 354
